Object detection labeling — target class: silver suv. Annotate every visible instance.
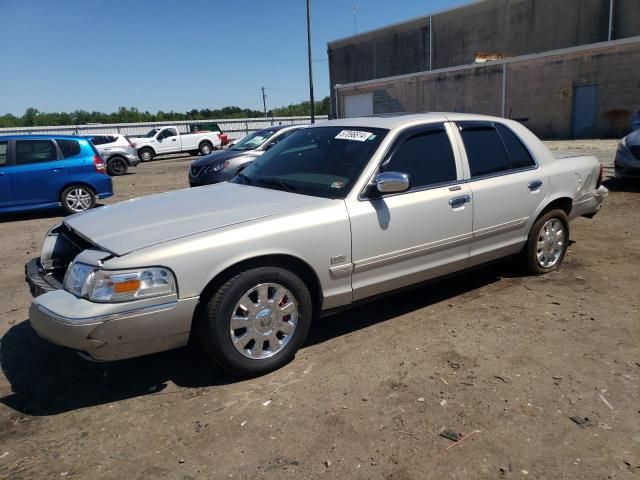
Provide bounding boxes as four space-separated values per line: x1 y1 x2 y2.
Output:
86 134 140 176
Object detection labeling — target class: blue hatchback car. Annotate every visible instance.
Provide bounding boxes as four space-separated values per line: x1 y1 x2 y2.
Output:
0 135 113 215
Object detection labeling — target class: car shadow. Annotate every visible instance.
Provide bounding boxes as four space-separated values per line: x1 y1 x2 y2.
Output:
603 177 640 193
0 208 64 223
0 263 516 417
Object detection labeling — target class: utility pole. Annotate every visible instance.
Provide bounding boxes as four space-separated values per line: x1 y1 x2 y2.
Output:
306 0 315 123
261 86 267 118
353 5 358 35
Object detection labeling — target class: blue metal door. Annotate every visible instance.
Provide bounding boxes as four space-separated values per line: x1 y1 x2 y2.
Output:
572 84 598 139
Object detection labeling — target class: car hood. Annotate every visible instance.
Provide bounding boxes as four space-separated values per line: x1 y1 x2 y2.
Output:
624 129 640 145
64 182 332 256
191 149 259 167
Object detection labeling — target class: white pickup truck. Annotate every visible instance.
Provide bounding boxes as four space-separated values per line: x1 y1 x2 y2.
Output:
131 126 222 161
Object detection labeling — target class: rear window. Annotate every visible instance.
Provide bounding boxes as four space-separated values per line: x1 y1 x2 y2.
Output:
57 139 82 158
459 123 510 177
89 136 107 145
496 124 535 169
15 140 57 165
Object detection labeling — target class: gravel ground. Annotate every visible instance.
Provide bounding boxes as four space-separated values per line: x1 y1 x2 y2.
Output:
0 140 638 479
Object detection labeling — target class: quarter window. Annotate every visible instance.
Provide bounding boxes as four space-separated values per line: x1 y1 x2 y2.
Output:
89 136 107 145
495 123 535 169
0 141 7 166
15 140 57 165
384 126 457 189
57 139 81 158
459 123 510 177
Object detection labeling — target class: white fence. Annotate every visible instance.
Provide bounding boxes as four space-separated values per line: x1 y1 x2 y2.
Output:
0 116 329 140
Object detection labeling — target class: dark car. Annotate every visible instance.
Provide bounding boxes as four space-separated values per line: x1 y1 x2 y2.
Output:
0 135 113 214
188 125 302 187
614 129 640 178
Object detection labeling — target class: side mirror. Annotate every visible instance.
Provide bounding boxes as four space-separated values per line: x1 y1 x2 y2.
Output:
376 171 409 194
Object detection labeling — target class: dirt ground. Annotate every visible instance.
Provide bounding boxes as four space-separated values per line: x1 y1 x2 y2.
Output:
0 141 638 479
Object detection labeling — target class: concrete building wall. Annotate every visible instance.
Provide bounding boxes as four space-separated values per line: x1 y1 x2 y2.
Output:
336 40 640 139
613 0 640 39
328 0 638 89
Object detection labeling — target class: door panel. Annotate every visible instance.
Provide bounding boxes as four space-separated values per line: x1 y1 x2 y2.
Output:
348 185 473 300
11 140 69 206
346 123 473 301
156 128 179 154
467 171 548 263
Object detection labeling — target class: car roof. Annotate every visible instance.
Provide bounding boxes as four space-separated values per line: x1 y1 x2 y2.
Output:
310 112 509 130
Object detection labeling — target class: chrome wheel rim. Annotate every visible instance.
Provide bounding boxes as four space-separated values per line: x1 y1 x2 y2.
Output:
230 283 298 360
65 188 92 212
140 151 151 161
201 144 211 154
536 218 565 268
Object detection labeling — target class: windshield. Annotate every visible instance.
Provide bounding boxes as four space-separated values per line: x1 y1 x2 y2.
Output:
231 126 388 199
143 128 160 138
230 129 277 151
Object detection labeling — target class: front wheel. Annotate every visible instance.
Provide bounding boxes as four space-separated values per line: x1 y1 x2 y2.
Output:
197 267 312 377
60 185 96 214
521 209 570 274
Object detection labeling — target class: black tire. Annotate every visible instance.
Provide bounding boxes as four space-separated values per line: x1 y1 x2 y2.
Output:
521 208 570 274
106 156 128 176
199 142 213 156
60 185 96 214
197 266 313 377
138 148 154 162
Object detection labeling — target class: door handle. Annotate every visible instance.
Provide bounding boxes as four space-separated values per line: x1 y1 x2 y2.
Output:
172 138 177 141
449 195 471 207
51 168 63 173
528 180 543 191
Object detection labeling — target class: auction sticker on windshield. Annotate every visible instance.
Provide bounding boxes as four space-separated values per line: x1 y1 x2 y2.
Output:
335 130 373 142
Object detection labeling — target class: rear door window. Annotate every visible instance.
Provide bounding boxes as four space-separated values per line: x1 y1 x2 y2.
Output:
15 140 58 165
56 139 81 158
459 123 510 177
0 141 7 166
89 136 107 145
495 124 535 169
383 125 457 189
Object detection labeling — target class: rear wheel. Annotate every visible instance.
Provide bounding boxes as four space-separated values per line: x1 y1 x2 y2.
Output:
106 156 128 176
197 267 312 377
138 148 154 162
199 142 213 156
60 185 96 214
521 209 569 274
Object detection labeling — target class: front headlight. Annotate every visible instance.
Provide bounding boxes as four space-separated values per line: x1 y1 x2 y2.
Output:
203 160 230 174
63 263 176 302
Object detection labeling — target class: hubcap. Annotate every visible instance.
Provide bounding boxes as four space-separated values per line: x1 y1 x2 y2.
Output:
141 151 151 161
201 145 211 154
230 283 298 360
536 218 565 268
65 188 92 212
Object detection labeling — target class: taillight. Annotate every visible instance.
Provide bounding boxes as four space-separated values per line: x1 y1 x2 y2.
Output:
129 142 136 148
596 163 603 188
93 154 106 173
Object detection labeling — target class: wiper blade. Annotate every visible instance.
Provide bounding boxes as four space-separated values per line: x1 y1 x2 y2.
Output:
256 177 297 193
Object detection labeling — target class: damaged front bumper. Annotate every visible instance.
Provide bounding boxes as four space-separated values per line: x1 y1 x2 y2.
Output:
26 258 197 361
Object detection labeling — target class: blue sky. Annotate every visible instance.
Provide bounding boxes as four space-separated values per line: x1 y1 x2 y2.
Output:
0 0 469 115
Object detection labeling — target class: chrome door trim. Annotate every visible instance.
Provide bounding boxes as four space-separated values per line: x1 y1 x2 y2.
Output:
472 216 529 240
353 232 474 273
